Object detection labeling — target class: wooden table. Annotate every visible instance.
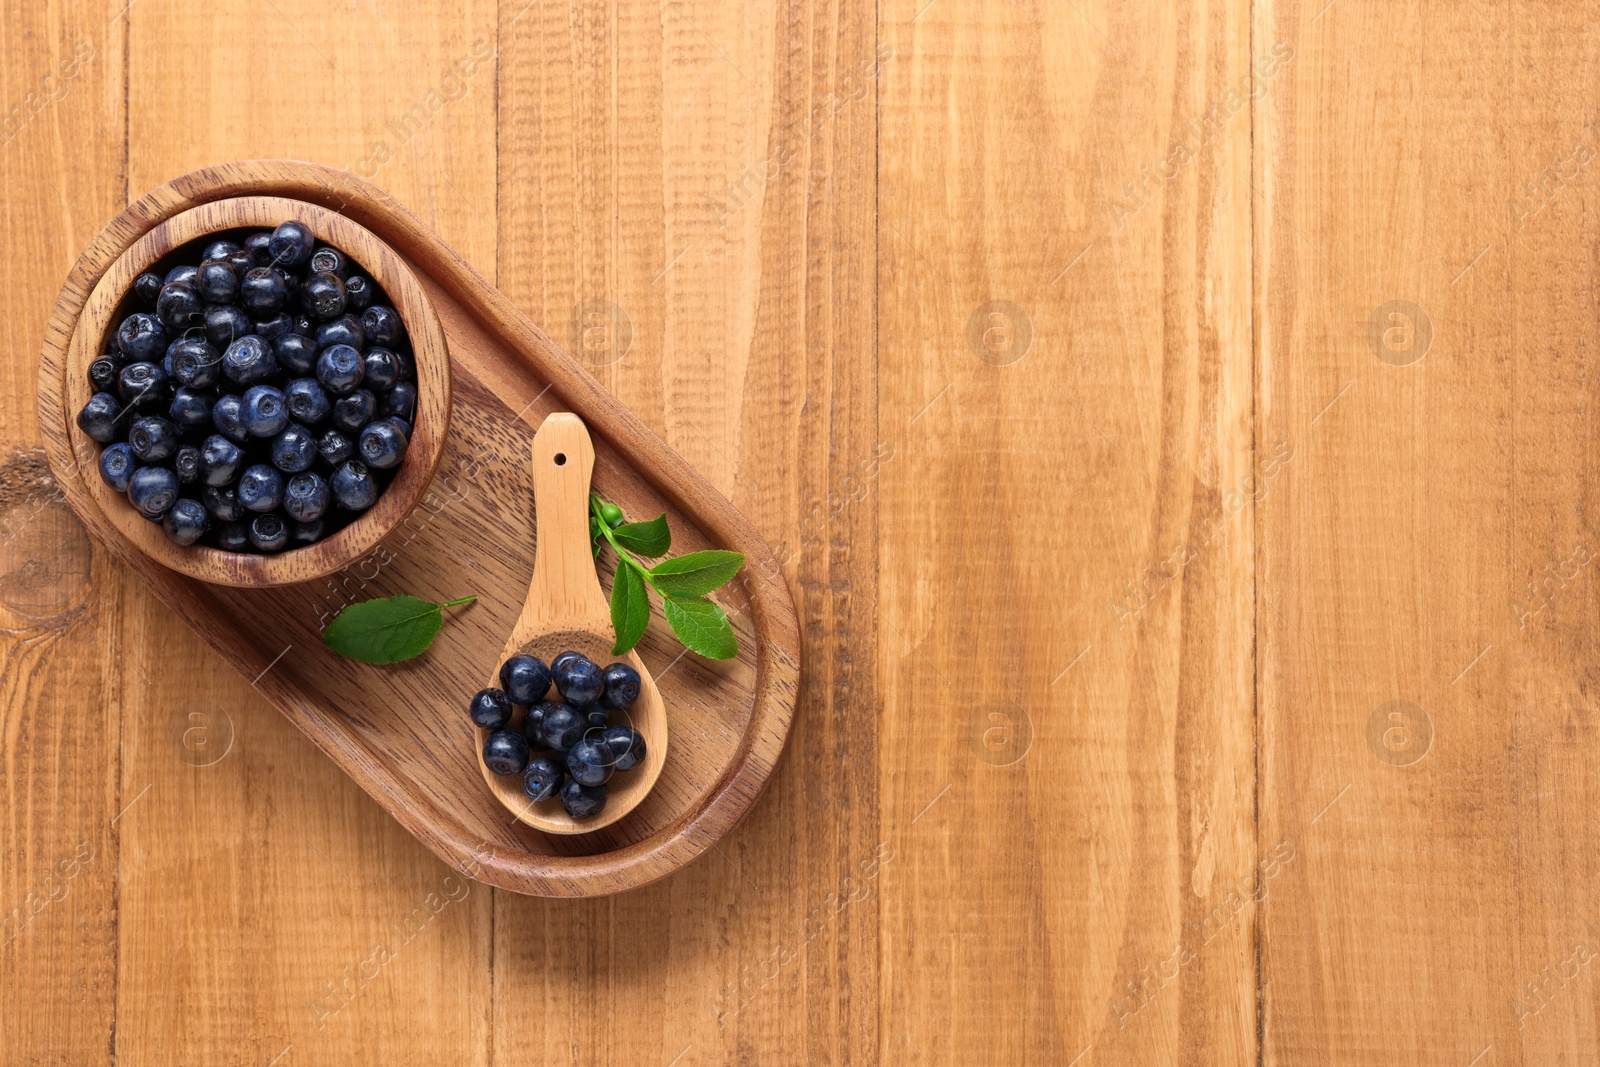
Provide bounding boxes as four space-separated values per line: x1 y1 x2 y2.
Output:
1 1 1592 1063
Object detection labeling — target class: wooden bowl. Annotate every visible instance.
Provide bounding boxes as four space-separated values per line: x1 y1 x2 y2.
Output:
53 195 451 587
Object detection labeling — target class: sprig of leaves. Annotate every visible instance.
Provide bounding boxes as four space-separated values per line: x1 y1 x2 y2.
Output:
324 594 477 664
589 494 743 659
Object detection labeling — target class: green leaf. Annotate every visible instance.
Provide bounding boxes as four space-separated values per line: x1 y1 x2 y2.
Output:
611 514 671 557
324 594 475 664
663 596 738 659
648 550 745 598
609 562 651 655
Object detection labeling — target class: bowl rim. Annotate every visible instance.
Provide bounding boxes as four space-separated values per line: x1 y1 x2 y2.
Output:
57 195 451 587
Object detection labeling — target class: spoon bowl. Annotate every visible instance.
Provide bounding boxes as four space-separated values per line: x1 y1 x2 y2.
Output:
476 412 667 834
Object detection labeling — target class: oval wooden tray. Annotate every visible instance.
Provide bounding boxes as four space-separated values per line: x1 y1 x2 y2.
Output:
35 160 801 898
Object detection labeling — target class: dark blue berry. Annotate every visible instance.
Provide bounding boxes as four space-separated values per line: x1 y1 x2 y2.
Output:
316 343 364 394
524 701 555 742
201 238 242 262
128 416 179 462
215 521 250 551
308 246 348 277
359 305 403 347
237 464 284 512
238 266 289 315
329 460 376 511
390 349 415 382
88 356 118 392
173 445 201 484
300 271 346 320
76 392 123 443
565 738 614 787
195 260 238 304
164 264 199 287
601 726 646 771
330 390 376 435
156 282 204 328
133 271 163 306
162 499 209 546
521 757 564 802
554 653 604 706
598 662 641 710
243 231 274 266
254 312 295 340
469 688 513 729
223 335 277 386
536 703 586 753
499 654 553 706
343 274 373 312
315 314 363 350
358 417 408 469
292 314 314 336
118 360 170 409
273 332 318 376
483 729 531 776
98 442 136 492
316 428 354 469
559 778 606 819
211 394 248 443
201 438 244 489
268 220 315 267
361 347 400 391
248 511 289 552
166 337 221 388
241 384 289 437
381 381 417 420
283 471 329 522
116 312 167 361
127 466 179 518
202 483 244 522
284 378 330 425
270 424 317 472
204 303 252 348
167 387 214 433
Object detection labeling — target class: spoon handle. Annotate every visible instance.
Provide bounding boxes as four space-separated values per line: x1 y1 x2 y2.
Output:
523 412 609 631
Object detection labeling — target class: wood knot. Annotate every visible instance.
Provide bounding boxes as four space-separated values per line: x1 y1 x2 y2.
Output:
0 449 92 621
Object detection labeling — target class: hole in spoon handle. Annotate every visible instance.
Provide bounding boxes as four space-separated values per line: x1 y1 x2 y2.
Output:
528 413 606 623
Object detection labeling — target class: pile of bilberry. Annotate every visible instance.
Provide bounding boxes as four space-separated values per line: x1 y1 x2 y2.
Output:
470 650 648 820
74 220 418 552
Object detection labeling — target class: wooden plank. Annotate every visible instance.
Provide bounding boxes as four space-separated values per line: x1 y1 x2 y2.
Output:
876 0 1257 1063
492 0 880 1062
1256 2 1600 1064
0 1 124 1063
110 2 498 1063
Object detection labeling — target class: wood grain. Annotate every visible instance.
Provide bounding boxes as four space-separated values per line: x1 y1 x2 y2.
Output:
875 0 1258 1061
0 2 124 1062
1256 2 1600 1064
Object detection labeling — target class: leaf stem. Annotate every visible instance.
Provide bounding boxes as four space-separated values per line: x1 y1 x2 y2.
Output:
441 596 477 608
591 495 660 592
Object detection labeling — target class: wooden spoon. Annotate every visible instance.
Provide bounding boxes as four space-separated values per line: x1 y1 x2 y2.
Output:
476 412 667 834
